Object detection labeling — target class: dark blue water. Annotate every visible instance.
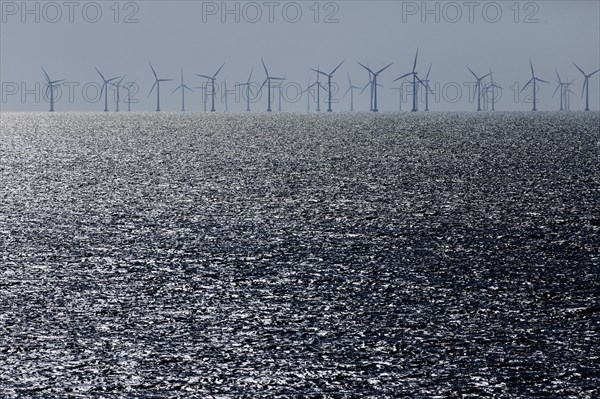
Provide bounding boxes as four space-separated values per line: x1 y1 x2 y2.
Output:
1 112 599 398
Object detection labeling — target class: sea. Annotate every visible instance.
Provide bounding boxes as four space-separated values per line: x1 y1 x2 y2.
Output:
1 111 599 398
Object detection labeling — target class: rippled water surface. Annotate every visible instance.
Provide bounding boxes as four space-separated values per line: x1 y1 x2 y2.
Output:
1 112 599 398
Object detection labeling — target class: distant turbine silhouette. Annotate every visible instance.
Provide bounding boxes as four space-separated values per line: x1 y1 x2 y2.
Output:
573 63 600 111
358 62 393 112
171 69 193 112
236 68 255 112
553 69 569 111
42 68 65 112
260 59 284 112
343 73 361 112
196 64 225 112
303 78 326 112
465 66 491 112
311 65 325 112
312 61 344 112
305 80 312 112
95 67 119 112
110 74 127 112
390 83 408 112
421 63 432 112
394 49 422 112
148 63 173 112
273 76 287 112
124 80 136 112
193 81 210 112
222 81 237 112
483 71 501 112
521 58 549 112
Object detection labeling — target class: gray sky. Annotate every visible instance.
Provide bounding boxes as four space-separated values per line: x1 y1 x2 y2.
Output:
1 0 599 112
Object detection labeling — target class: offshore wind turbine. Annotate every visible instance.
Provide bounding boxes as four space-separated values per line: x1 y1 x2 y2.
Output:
110 75 127 112
312 66 324 112
171 69 193 112
465 66 491 112
342 73 361 112
124 80 136 112
195 63 225 112
481 71 501 111
394 49 423 112
193 81 209 112
390 84 407 112
260 59 284 112
521 58 549 112
274 76 287 112
148 63 173 112
42 68 65 112
421 63 432 112
312 61 344 112
553 69 569 111
95 67 119 112
360 66 373 111
223 81 237 112
236 68 254 112
358 61 393 112
304 79 326 112
573 63 600 111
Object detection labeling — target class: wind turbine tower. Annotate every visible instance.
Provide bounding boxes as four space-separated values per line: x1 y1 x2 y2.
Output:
148 63 173 112
196 64 225 112
312 61 344 112
42 68 65 112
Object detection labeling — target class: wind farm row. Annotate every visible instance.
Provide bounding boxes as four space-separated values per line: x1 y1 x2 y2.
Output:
41 51 599 113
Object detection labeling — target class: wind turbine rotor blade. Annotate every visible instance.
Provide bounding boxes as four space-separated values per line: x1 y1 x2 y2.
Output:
247 67 254 84
331 60 345 75
95 67 106 81
393 72 412 82
590 69 600 77
195 74 212 80
42 67 51 83
261 58 269 77
213 63 225 78
412 49 419 72
357 62 374 75
537 78 550 84
159 79 174 82
553 84 561 97
347 72 352 86
529 57 534 77
573 63 586 76
377 63 394 75
260 78 268 91
148 81 157 97
425 63 432 80
521 78 534 92
149 63 158 79
481 73 492 80
359 81 370 95
342 87 351 99
582 79 587 97
555 68 562 83
466 66 478 80
118 75 127 85
50 79 65 85
108 76 120 82
312 69 328 77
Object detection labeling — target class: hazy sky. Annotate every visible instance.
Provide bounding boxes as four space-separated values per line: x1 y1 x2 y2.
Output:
1 0 599 112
